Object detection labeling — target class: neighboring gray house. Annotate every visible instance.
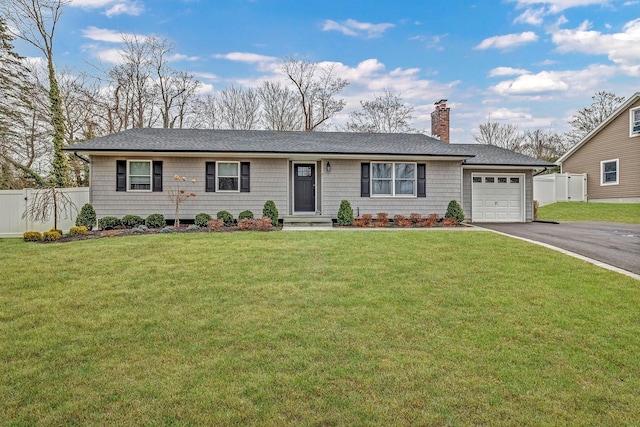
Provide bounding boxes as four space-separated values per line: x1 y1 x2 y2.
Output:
65 124 552 224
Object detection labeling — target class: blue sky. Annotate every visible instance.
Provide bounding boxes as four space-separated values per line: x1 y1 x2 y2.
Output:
14 0 640 143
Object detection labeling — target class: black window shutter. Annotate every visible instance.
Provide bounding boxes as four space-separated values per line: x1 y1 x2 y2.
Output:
116 160 126 191
152 161 163 192
240 162 250 192
205 162 216 192
361 163 370 197
417 163 426 198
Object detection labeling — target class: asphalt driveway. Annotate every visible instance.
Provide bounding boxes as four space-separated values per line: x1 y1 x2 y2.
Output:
477 222 640 275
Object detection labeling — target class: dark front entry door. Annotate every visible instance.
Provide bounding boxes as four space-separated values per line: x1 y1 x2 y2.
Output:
294 164 315 212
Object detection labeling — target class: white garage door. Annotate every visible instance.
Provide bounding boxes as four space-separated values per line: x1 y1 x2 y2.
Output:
472 174 525 222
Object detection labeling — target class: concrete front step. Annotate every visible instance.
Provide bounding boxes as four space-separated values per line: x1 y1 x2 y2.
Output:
282 215 334 228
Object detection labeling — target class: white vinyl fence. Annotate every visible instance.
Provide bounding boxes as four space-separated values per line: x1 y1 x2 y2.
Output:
533 173 587 206
0 187 89 238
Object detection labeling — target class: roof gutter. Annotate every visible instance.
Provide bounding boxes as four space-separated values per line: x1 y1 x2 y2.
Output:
73 151 90 164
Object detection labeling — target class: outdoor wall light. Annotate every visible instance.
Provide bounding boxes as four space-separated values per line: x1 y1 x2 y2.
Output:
326 161 331 172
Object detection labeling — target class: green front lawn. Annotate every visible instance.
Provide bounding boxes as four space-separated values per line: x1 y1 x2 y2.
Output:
538 201 640 223
1 231 639 426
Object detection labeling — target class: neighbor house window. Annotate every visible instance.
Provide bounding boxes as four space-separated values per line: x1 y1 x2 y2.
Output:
128 160 151 191
217 161 239 191
371 162 416 196
631 107 640 137
601 159 619 185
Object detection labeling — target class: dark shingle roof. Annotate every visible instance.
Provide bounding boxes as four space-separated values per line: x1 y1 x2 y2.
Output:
65 128 468 157
64 128 554 167
453 143 554 167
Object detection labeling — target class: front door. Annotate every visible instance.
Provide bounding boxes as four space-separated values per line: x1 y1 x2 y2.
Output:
294 163 315 212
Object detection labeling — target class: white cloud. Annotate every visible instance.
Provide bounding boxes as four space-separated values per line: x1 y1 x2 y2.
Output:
551 18 640 75
490 64 617 97
93 47 124 64
69 0 143 16
192 71 219 81
167 53 200 62
213 52 278 63
409 34 446 51
514 8 545 25
321 19 395 38
81 26 146 42
488 67 531 77
508 0 612 14
475 31 538 50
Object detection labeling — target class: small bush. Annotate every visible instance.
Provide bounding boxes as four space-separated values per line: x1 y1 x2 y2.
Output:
423 213 440 228
160 226 175 233
98 216 120 230
257 217 272 231
239 210 254 220
207 218 224 231
195 213 212 227
23 231 42 242
354 217 367 227
75 203 96 230
131 227 147 234
145 213 166 228
217 210 234 226
443 217 458 227
375 212 389 227
69 226 88 237
409 213 422 224
237 218 255 231
263 200 279 227
43 230 62 241
394 214 412 228
445 200 465 223
121 214 144 228
337 200 354 226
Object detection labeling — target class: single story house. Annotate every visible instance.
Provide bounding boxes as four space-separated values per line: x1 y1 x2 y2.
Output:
556 92 640 203
64 102 552 224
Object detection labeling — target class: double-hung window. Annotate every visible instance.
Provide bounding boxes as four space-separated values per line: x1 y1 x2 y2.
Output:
217 161 240 192
371 162 416 197
631 107 640 137
128 160 152 191
601 159 619 186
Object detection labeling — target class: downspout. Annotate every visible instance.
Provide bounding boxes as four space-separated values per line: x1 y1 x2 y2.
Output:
73 152 90 164
533 167 548 177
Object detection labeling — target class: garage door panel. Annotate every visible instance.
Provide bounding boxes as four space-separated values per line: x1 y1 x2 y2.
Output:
472 174 524 223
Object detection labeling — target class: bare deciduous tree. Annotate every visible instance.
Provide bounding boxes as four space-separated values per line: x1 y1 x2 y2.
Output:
4 0 71 186
346 89 415 133
258 81 302 131
522 129 565 162
22 186 77 230
189 93 223 129
282 56 348 131
219 85 261 130
565 91 625 148
473 122 525 153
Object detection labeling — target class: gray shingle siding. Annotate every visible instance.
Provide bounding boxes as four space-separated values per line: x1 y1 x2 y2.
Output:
322 159 462 218
90 156 287 220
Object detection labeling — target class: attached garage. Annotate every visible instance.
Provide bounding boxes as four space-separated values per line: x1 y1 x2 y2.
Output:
471 173 525 223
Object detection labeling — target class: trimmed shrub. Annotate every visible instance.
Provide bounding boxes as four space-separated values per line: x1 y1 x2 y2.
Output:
207 218 224 231
257 217 272 231
43 230 62 241
337 200 354 226
239 210 254 220
375 212 389 227
195 213 212 227
69 226 88 237
409 213 422 224
98 216 120 230
237 218 255 231
443 217 458 227
131 227 147 234
445 200 465 223
160 226 175 233
121 214 144 228
145 213 166 228
75 203 96 230
217 210 234 226
186 224 200 232
394 214 412 228
263 200 279 227
423 213 440 228
23 231 42 242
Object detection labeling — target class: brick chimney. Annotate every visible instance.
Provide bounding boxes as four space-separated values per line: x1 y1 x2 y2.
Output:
431 99 450 143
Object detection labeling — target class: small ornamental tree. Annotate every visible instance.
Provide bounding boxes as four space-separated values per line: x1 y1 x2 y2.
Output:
22 186 77 231
445 200 465 223
263 200 278 227
337 200 354 226
75 203 96 230
167 175 196 227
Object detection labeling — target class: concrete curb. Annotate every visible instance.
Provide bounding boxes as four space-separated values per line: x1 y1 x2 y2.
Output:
474 225 640 281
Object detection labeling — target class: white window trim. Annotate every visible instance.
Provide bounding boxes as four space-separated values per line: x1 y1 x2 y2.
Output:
127 160 152 192
216 161 240 192
600 158 619 186
630 107 640 138
371 162 417 198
